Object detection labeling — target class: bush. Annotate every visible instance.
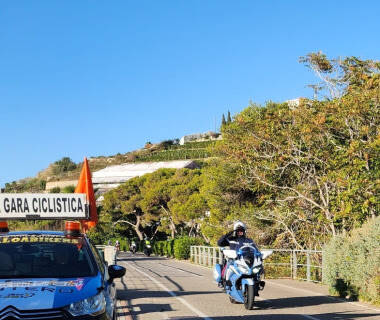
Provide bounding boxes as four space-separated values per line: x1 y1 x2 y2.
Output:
166 239 175 257
53 157 77 174
153 238 204 259
62 185 75 193
153 241 168 256
50 187 61 193
324 216 380 305
173 236 204 260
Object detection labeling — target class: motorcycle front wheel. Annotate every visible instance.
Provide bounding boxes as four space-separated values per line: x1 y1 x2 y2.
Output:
244 285 255 310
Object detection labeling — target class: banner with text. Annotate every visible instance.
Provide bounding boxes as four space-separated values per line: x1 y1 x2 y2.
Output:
0 194 88 219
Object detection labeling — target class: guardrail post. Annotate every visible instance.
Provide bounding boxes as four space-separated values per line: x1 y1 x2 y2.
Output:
322 250 326 284
207 247 211 266
213 247 217 266
306 252 311 282
290 250 293 279
292 250 297 279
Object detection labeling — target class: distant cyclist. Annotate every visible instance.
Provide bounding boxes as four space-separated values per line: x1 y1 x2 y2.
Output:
115 240 120 253
130 240 136 254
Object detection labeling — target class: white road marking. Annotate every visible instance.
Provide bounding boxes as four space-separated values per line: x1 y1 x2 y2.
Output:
124 262 213 320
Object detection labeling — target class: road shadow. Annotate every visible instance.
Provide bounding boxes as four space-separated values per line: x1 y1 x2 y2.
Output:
115 301 379 320
117 255 166 262
117 287 220 300
255 295 348 310
117 302 173 316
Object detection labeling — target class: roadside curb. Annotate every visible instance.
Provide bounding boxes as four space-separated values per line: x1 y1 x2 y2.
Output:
117 299 133 320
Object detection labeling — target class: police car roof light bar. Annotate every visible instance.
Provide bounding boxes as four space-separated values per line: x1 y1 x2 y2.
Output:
0 221 9 233
64 221 82 237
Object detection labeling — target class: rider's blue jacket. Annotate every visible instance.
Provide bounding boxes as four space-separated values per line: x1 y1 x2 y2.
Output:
217 232 258 251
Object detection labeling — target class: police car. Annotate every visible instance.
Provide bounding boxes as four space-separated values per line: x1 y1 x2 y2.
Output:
0 221 126 320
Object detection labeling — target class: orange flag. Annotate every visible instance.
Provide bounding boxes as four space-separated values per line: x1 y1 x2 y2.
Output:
75 157 98 233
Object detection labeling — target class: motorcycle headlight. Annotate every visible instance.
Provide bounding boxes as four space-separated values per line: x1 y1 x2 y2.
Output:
66 291 106 317
237 264 250 274
252 266 262 274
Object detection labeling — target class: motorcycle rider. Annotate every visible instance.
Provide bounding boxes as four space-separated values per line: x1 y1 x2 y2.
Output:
144 238 152 256
130 240 136 254
217 221 258 288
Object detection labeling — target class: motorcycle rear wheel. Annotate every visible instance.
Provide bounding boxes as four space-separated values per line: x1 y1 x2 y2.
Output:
244 285 255 310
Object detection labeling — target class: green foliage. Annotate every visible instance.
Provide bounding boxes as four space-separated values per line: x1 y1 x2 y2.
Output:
4 178 46 193
53 157 77 175
50 187 61 193
62 185 75 193
86 226 107 245
154 237 204 259
221 114 226 127
209 55 380 249
227 111 232 123
324 216 380 304
153 240 175 257
173 236 204 260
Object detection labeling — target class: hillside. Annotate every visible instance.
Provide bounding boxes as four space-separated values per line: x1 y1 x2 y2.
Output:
4 136 220 193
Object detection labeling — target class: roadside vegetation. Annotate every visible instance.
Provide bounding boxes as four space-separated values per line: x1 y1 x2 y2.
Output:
324 216 380 305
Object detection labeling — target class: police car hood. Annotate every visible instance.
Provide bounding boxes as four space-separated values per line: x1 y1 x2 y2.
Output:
0 275 101 310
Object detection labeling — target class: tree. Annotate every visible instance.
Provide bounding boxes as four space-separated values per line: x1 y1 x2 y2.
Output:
167 169 208 237
102 175 147 240
53 157 77 175
213 55 379 249
227 111 232 123
221 114 226 128
141 169 178 238
300 51 380 99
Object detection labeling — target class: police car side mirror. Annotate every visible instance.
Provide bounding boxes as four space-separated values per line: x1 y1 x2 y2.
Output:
108 264 126 282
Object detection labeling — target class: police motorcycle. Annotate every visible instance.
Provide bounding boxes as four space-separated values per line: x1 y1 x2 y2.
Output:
130 241 137 254
213 245 273 310
143 240 152 257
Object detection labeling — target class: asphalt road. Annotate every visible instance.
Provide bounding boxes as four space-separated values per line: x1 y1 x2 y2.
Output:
114 252 380 320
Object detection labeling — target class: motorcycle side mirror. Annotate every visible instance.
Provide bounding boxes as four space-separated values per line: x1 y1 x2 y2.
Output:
108 264 126 282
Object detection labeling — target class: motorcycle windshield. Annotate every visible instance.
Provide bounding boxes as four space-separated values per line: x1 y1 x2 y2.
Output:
238 246 261 267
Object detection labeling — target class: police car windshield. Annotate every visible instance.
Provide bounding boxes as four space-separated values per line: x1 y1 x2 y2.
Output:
0 235 96 278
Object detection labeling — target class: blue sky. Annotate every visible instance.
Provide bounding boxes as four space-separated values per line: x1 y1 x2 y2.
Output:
1 0 379 187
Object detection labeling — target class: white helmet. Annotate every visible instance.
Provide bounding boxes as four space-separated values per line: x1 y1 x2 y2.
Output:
233 221 246 232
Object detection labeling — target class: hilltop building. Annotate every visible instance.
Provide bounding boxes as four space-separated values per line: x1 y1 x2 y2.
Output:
179 131 221 145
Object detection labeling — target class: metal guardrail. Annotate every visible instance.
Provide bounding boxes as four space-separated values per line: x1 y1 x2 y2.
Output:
190 246 324 283
96 245 117 265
